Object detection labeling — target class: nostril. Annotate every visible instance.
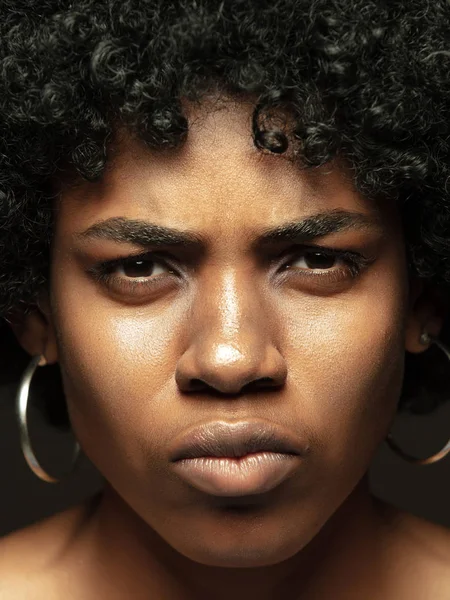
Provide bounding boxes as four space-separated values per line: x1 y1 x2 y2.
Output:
184 377 279 396
189 378 208 392
244 377 276 391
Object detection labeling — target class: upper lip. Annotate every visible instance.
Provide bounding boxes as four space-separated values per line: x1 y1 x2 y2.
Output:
169 419 307 462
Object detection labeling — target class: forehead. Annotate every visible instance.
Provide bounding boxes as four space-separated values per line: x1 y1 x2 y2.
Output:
55 100 387 240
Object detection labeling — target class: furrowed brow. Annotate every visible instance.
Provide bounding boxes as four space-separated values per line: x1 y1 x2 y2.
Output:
251 210 382 250
74 210 382 251
74 217 206 250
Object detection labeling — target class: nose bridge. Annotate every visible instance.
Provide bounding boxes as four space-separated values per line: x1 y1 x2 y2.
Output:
197 267 265 347
175 267 287 394
208 269 250 338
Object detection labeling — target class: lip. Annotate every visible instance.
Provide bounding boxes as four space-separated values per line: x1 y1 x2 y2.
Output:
169 420 307 497
171 452 301 497
169 419 305 462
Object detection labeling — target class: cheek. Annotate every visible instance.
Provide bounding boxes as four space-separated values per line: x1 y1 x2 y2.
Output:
282 282 407 468
52 290 187 474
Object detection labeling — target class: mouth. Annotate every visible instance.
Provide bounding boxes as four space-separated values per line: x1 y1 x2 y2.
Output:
169 420 307 497
169 419 304 461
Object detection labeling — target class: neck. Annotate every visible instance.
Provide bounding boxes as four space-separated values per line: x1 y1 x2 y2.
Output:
75 475 386 600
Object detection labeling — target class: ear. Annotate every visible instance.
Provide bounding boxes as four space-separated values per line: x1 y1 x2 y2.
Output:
6 289 58 366
405 277 449 354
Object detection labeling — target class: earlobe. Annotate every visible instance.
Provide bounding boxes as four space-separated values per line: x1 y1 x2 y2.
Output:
405 278 447 354
6 291 58 365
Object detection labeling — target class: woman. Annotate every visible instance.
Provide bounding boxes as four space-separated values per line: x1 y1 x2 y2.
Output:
0 0 449 597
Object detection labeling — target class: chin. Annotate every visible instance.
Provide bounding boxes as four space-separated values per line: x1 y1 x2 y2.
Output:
159 506 320 568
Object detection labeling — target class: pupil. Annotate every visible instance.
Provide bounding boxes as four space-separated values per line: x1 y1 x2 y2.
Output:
123 259 154 278
305 252 335 269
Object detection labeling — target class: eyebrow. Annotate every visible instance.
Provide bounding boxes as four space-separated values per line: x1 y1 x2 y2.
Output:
74 210 382 251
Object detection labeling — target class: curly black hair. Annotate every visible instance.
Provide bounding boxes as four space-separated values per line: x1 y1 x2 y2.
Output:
1 0 450 425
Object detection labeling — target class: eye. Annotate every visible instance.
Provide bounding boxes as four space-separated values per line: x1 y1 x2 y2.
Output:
87 252 179 297
279 246 372 282
115 256 168 278
290 250 343 270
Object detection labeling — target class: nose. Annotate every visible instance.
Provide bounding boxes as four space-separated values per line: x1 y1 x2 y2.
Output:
175 270 287 395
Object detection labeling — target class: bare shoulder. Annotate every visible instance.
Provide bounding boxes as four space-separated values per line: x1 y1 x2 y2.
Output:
376 500 450 598
0 495 99 598
382 503 450 560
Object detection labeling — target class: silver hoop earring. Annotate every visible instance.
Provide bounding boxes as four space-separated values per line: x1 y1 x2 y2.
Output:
15 354 81 483
386 332 450 465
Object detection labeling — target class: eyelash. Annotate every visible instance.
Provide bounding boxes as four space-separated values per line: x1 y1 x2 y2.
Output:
87 246 373 295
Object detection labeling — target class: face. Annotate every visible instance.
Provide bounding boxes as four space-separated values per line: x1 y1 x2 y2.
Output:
47 100 409 568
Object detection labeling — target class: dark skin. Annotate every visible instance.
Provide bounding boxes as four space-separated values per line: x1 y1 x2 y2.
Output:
0 99 449 599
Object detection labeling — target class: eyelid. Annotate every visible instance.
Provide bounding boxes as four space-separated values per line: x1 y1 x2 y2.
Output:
86 243 375 299
275 243 367 266
88 240 367 266
275 244 376 280
90 245 370 277
89 250 180 274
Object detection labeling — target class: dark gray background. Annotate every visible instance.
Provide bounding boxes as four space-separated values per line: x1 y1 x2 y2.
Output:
0 375 449 537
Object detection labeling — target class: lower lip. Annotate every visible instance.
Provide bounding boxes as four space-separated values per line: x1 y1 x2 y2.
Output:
172 452 300 497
